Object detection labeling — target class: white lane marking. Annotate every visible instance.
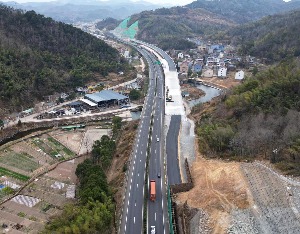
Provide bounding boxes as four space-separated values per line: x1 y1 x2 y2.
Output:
155 212 157 221
128 200 129 206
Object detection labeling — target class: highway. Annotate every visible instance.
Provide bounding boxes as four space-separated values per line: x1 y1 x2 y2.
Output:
119 45 166 234
147 54 167 234
110 33 181 234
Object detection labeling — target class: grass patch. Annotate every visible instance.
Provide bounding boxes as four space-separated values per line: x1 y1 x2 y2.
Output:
0 167 30 181
47 137 74 157
29 216 37 221
41 202 54 212
17 212 26 217
0 151 39 172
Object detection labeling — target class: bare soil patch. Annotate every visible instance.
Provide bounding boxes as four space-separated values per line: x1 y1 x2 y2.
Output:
181 84 205 100
177 155 251 233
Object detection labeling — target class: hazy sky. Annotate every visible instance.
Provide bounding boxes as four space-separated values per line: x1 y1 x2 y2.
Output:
0 0 195 6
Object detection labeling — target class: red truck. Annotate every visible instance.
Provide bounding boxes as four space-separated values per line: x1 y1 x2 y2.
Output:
150 180 156 201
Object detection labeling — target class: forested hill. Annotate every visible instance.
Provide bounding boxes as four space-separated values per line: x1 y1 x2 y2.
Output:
222 10 300 62
186 0 300 23
127 7 235 50
0 5 129 111
194 60 300 175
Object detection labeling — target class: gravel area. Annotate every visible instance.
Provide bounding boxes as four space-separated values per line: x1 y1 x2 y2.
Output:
228 162 300 234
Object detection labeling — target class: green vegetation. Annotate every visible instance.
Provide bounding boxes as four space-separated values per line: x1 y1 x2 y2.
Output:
33 137 68 160
96 17 121 31
2 187 15 195
225 61 300 114
112 116 122 137
17 212 26 217
29 216 37 221
41 202 54 212
126 7 234 49
195 61 300 175
0 151 39 172
0 167 29 181
129 89 142 101
47 137 74 157
0 5 132 111
44 159 114 233
186 0 298 24
91 135 116 168
222 10 300 62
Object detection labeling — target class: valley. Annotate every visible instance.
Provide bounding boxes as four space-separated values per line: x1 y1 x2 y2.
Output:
1 0 300 233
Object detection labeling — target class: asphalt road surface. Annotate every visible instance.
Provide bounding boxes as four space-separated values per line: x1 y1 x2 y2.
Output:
119 45 162 234
166 115 182 185
113 35 177 234
147 54 167 234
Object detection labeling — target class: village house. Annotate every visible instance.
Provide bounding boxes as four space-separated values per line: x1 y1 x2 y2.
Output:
178 52 184 59
193 62 202 73
235 70 245 80
202 69 214 78
197 45 207 52
218 67 227 78
180 61 189 73
123 50 130 58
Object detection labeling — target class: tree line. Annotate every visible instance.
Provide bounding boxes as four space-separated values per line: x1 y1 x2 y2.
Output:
196 60 300 175
0 5 133 111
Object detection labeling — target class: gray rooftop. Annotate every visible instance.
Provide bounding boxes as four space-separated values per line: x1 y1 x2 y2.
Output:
85 90 128 103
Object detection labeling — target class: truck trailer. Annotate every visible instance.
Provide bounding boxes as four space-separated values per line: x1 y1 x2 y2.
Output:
150 180 156 201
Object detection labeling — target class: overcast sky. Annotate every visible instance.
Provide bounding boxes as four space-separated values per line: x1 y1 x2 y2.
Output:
0 0 292 6
0 0 195 6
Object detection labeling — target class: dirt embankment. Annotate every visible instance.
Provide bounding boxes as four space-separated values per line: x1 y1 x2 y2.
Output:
107 120 139 223
176 153 252 233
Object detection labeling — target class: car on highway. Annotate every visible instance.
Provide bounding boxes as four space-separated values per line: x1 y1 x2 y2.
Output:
157 137 159 142
157 172 161 178
151 226 156 234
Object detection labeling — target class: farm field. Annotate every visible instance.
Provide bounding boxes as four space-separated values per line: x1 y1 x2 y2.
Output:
0 125 112 233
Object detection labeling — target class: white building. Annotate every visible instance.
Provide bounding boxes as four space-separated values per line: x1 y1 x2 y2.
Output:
178 52 184 59
218 68 227 78
235 70 245 80
124 50 130 58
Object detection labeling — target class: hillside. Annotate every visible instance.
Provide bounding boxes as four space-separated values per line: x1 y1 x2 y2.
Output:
193 60 300 175
126 7 236 50
0 5 131 111
221 10 300 62
186 0 300 23
2 0 164 23
96 17 121 31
